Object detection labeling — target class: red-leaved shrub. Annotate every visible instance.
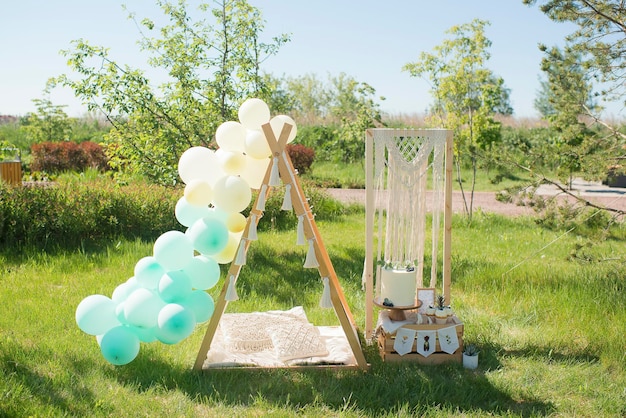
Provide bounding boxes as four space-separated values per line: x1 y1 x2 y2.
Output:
30 141 109 173
79 141 110 171
286 143 315 174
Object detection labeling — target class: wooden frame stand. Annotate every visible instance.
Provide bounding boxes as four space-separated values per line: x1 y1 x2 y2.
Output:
364 129 460 364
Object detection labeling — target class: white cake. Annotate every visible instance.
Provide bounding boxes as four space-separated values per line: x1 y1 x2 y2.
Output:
380 268 417 307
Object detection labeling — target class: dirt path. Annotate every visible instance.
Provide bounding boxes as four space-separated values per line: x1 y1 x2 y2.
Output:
326 185 626 217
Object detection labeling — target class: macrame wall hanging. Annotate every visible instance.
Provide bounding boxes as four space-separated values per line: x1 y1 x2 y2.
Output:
363 128 453 339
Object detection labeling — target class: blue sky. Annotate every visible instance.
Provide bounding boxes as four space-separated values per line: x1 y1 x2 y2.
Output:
3 0 614 119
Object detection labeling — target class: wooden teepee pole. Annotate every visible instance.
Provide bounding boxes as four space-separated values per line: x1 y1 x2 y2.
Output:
193 122 368 370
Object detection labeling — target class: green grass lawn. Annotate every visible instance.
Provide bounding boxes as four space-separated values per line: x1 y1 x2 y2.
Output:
304 161 536 192
1 210 624 417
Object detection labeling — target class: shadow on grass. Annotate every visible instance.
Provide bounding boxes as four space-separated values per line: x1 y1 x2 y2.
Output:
233 242 365 307
105 343 555 417
0 337 98 417
5 330 589 416
498 343 601 365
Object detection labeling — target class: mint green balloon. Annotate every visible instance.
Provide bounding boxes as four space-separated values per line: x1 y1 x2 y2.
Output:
156 304 196 345
112 278 139 303
181 290 215 323
158 270 192 303
185 217 229 256
134 256 165 289
175 196 211 228
127 324 157 343
76 294 120 336
182 255 220 290
124 288 165 328
100 325 140 365
153 230 194 271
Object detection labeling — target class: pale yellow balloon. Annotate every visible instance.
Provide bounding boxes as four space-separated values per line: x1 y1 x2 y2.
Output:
239 155 271 190
212 233 241 264
238 98 270 130
212 175 252 213
217 149 247 175
270 115 297 143
183 179 213 207
226 212 247 233
244 129 271 159
215 121 246 152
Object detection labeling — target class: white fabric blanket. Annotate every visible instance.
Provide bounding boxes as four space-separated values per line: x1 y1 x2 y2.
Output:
203 307 357 368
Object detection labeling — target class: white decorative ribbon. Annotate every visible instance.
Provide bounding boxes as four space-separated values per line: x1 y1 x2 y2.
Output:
296 215 305 246
247 214 258 241
303 238 319 268
225 275 239 301
319 277 333 308
235 239 247 265
269 157 280 186
255 184 267 211
281 184 293 211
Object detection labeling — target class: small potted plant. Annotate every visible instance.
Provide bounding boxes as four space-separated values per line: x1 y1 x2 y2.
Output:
434 294 448 324
462 344 479 369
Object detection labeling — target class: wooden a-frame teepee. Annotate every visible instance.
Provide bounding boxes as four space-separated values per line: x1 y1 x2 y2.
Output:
193 123 368 371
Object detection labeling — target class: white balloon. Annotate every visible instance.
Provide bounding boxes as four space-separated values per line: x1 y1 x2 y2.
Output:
216 149 247 175
215 121 246 152
178 146 223 185
239 155 270 190
244 129 271 159
212 175 252 213
270 115 297 143
238 98 270 130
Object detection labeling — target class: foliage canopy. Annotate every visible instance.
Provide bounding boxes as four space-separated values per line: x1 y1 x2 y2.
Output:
403 19 512 219
53 0 289 185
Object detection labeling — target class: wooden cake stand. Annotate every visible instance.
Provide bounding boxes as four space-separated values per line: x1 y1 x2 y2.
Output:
373 298 422 321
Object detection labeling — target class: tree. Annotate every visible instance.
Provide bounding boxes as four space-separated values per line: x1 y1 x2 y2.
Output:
534 78 557 119
283 73 332 124
524 0 626 107
329 73 384 164
279 72 384 163
53 0 289 185
524 0 626 175
537 46 602 187
402 19 512 220
21 94 72 145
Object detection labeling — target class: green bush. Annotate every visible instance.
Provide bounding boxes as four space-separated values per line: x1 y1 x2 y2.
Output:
245 179 357 231
0 180 179 251
0 177 353 251
295 124 337 162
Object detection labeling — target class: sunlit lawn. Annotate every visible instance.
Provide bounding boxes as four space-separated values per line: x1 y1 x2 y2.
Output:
305 161 536 192
1 210 625 417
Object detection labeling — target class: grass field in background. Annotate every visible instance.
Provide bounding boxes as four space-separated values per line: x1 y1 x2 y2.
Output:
304 161 536 192
1 211 625 417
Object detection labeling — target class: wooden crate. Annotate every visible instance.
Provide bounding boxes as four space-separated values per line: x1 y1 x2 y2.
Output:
0 162 22 186
377 318 464 364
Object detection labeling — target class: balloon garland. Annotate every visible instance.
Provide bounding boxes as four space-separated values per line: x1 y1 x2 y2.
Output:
75 98 297 365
